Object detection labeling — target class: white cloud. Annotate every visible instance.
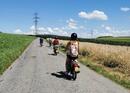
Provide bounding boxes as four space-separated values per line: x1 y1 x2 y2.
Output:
101 24 105 28
38 27 46 31
94 25 130 37
80 28 130 38
14 25 130 38
79 26 86 29
95 31 113 37
14 28 34 35
14 29 23 34
105 26 112 31
47 27 54 33
79 10 108 20
50 27 69 36
101 25 112 31
30 25 35 30
24 31 34 35
29 25 69 36
66 18 86 30
120 7 130 12
110 30 130 36
66 18 78 29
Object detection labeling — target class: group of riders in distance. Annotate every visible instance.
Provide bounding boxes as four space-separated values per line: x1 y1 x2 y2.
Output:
39 33 80 80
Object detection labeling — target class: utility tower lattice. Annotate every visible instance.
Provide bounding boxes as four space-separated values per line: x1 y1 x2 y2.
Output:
33 13 39 35
91 29 94 38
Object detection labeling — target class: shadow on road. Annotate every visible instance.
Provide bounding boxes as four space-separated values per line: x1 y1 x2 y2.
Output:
38 45 44 47
48 53 57 56
46 45 52 47
51 71 71 80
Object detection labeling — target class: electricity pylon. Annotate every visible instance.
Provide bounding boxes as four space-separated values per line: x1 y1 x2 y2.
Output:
33 13 39 35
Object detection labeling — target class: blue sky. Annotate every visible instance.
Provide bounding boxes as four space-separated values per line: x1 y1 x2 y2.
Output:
0 0 130 37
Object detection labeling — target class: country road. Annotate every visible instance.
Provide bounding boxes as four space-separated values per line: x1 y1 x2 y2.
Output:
0 38 129 93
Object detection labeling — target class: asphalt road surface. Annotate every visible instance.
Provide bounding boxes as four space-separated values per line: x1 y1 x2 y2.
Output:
0 39 129 93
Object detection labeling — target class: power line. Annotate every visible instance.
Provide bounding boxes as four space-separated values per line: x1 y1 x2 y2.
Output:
33 13 39 35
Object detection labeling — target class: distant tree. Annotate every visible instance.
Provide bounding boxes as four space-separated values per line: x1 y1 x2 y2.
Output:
97 36 113 38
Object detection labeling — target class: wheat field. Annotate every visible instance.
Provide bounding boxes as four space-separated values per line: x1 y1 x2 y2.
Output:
60 40 130 75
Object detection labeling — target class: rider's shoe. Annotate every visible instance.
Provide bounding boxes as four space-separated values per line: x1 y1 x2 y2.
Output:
64 71 68 76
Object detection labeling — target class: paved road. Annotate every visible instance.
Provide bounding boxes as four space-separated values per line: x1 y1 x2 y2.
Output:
0 39 129 93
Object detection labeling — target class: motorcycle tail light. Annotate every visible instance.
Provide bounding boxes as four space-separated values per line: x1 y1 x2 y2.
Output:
73 63 78 67
75 67 79 72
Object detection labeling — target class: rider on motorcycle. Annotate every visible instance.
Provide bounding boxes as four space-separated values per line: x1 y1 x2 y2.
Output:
65 33 80 74
39 37 43 46
52 37 60 54
49 38 52 47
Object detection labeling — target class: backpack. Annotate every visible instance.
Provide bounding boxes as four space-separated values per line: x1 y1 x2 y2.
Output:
69 41 79 57
53 39 59 45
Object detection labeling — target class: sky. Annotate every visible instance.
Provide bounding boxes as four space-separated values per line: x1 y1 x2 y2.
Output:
0 0 130 38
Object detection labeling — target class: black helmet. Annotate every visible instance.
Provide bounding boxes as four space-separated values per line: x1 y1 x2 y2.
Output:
71 33 77 40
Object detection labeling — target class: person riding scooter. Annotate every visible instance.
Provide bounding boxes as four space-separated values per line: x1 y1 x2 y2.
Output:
39 37 43 47
65 33 80 75
52 37 59 55
49 38 52 47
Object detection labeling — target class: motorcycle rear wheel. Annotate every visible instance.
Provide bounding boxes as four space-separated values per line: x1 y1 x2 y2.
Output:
72 71 77 80
54 50 57 55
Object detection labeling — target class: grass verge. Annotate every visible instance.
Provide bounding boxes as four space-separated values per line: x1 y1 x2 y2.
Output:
0 33 35 74
79 57 130 89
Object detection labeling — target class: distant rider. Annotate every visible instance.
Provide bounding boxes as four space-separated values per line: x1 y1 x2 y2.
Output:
49 38 52 47
39 37 43 46
53 36 59 46
52 37 60 52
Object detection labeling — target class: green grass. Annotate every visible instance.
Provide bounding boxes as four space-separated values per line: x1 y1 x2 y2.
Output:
0 33 35 74
98 37 130 43
88 37 130 46
79 57 130 89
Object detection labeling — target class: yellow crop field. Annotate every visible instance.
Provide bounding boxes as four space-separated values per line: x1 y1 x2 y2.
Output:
60 40 130 75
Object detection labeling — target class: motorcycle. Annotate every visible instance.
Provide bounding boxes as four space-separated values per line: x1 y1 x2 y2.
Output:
67 59 80 80
40 42 43 47
53 45 59 55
